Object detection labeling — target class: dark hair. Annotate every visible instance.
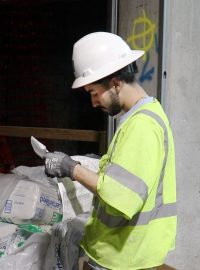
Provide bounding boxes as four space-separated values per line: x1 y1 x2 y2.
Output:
95 62 138 88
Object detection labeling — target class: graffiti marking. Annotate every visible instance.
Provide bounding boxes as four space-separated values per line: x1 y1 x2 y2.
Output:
139 52 155 83
127 9 156 54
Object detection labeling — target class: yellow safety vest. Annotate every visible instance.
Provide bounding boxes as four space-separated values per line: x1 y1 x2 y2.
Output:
81 99 177 270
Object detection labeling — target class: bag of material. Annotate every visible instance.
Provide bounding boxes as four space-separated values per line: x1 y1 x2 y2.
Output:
44 212 89 270
0 229 50 270
0 155 99 225
0 173 62 225
0 222 19 257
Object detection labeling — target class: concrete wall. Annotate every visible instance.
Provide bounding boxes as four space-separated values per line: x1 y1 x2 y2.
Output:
161 0 200 269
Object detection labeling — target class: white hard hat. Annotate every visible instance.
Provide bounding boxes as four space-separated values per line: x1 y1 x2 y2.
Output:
72 32 144 89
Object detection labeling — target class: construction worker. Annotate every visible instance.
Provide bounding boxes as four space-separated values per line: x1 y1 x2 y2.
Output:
44 32 177 270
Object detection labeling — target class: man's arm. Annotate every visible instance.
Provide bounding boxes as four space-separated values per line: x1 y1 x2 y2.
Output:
73 164 98 194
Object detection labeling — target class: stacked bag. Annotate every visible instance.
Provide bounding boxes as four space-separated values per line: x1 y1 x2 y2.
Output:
0 155 99 270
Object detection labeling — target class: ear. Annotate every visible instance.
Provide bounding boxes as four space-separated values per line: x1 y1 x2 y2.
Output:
112 77 122 94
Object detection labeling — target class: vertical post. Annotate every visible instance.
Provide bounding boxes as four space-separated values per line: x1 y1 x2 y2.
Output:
160 0 170 112
107 0 118 145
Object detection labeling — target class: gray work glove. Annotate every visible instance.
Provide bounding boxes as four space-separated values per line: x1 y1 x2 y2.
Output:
44 151 80 179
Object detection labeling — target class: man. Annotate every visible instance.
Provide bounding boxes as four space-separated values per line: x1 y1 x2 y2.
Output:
44 32 177 270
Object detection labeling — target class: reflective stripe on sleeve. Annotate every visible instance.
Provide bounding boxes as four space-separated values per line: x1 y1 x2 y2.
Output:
94 198 176 227
105 163 148 201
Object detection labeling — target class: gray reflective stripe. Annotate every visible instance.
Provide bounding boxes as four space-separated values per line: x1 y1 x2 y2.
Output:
94 199 176 227
105 163 148 201
135 109 168 208
95 109 176 227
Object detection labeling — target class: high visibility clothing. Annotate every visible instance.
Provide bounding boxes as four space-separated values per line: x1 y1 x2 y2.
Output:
81 99 177 270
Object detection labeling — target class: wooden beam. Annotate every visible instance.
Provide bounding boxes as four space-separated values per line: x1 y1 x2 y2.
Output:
0 126 104 142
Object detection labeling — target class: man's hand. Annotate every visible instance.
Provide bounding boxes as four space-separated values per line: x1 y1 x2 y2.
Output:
44 152 80 179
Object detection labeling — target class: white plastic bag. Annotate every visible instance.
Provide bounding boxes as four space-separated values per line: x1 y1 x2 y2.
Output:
0 232 50 270
0 173 62 225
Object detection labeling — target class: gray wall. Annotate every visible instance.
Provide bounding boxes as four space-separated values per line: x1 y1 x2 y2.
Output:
162 0 200 269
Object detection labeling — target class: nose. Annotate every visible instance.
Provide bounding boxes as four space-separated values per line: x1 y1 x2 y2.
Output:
91 95 101 108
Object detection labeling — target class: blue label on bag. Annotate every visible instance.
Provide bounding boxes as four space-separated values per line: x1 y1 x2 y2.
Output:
4 200 12 213
40 194 61 210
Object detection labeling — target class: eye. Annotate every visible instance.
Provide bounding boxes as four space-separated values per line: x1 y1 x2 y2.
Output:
91 92 98 97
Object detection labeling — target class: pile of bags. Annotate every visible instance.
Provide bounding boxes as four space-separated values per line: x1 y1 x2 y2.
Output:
0 155 99 270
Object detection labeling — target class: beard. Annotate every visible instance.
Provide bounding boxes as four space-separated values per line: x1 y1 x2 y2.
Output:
103 89 121 116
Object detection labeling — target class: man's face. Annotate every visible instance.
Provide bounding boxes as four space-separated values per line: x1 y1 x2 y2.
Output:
84 82 121 116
